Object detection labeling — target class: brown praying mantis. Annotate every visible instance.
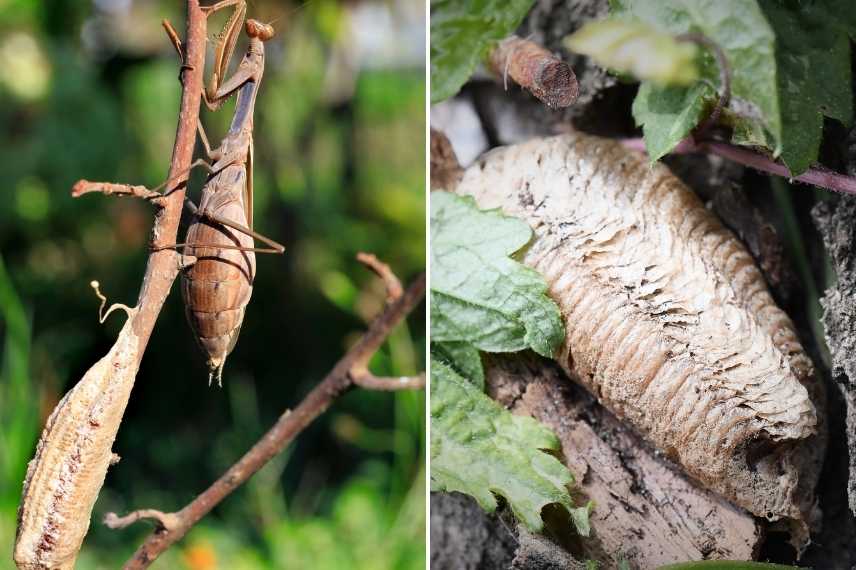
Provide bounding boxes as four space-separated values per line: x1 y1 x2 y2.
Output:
75 0 284 386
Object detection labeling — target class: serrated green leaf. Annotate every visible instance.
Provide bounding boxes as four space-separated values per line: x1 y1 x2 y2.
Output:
430 358 590 534
430 0 535 103
613 0 855 174
431 341 484 389
611 0 780 155
430 191 564 358
632 81 714 161
759 0 853 174
565 18 699 86
610 0 782 158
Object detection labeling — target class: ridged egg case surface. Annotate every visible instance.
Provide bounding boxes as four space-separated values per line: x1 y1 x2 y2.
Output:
455 133 824 528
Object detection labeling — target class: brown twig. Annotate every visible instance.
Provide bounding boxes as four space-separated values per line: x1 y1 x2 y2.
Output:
130 2 205 336
120 269 426 569
72 180 164 202
488 35 578 109
622 136 856 195
104 510 180 531
356 252 404 301
351 371 426 391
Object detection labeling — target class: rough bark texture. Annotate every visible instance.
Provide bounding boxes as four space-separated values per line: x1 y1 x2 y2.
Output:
488 353 762 566
430 492 518 570
813 196 856 516
431 353 763 568
431 128 464 191
455 133 825 544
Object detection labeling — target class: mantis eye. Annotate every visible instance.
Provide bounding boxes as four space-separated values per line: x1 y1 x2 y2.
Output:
246 19 274 41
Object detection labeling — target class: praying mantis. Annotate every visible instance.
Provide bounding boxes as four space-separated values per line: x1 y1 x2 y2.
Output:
78 0 284 385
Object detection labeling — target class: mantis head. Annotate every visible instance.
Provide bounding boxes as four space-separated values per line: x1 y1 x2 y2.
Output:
246 19 274 41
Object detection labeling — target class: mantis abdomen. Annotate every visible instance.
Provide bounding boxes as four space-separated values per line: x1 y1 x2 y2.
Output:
181 163 255 382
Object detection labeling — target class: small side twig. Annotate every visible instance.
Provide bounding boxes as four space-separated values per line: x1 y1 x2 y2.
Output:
120 263 426 569
104 510 180 531
356 252 403 301
72 180 164 202
351 371 426 391
622 136 856 195
488 35 578 109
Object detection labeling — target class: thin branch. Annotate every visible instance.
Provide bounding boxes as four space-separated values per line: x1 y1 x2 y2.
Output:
130 0 206 343
622 136 856 196
351 371 426 391
104 510 180 531
356 252 404 301
121 270 426 569
72 180 165 202
488 35 578 109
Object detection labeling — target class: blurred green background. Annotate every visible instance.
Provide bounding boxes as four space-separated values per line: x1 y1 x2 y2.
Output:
0 0 426 568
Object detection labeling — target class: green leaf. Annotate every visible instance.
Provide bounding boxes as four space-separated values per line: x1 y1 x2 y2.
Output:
759 0 853 174
611 0 780 155
612 0 855 174
430 357 590 534
430 191 564 358
431 341 484 390
0 254 36 512
632 81 714 161
565 18 699 86
430 0 536 103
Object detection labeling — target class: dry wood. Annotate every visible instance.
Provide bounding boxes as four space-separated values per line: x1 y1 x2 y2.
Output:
13 2 208 568
488 35 579 109
484 353 762 566
453 132 825 549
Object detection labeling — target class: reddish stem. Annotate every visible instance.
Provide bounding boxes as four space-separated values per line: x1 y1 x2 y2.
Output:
622 137 856 196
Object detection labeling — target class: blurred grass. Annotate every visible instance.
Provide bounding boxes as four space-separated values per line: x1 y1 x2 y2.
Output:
0 0 425 568
0 255 37 531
